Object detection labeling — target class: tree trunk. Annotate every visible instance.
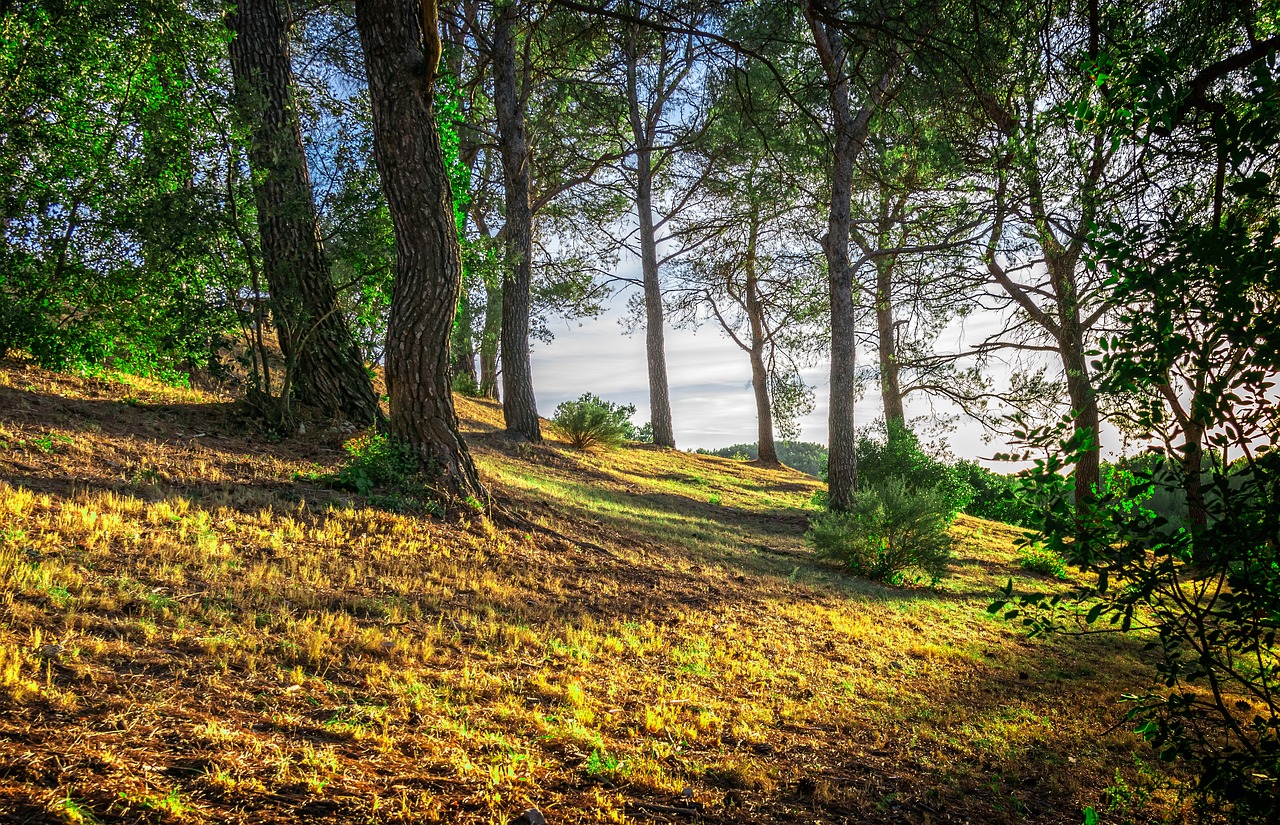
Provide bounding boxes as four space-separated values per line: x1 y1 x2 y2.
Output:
1045 252 1101 511
875 256 906 431
451 287 478 389
227 0 381 425
493 2 541 441
1060 322 1101 509
636 155 677 449
479 277 502 400
354 0 485 500
806 2 902 510
626 28 676 449
744 232 778 467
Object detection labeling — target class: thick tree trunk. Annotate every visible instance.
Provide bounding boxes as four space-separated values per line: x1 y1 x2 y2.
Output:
354 0 485 500
875 256 906 431
493 2 541 441
227 0 381 425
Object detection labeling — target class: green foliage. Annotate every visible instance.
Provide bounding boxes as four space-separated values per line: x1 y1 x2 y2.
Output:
552 394 640 451
694 441 828 477
992 36 1280 819
955 462 1039 526
807 478 953 585
0 1 239 378
855 423 974 520
452 372 481 398
1016 544 1067 579
305 434 443 517
310 434 417 495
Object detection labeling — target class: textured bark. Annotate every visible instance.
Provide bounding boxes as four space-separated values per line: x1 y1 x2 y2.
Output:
493 2 541 441
744 230 778 467
626 27 676 449
354 0 485 500
875 257 906 430
227 0 381 424
806 1 900 511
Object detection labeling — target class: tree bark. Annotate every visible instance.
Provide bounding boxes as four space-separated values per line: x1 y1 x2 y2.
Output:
744 224 778 467
626 25 676 449
875 256 906 431
227 0 381 425
492 1 541 441
354 0 485 500
806 2 903 510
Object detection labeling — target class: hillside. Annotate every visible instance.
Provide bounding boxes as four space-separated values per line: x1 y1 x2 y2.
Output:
0 359 1171 824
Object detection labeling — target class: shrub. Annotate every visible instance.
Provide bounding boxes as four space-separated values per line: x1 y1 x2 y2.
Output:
856 423 974 519
305 434 441 515
552 394 639 451
956 461 1041 526
311 433 417 494
1017 544 1068 579
806 478 953 584
452 372 481 397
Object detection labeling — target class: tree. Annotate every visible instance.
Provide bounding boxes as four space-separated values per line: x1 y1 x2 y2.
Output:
673 51 824 467
614 1 706 449
354 0 485 500
490 0 542 441
227 0 382 425
0 0 238 378
803 0 910 511
994 10 1280 816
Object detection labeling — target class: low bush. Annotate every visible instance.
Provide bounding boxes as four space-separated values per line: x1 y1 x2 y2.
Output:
1017 543 1068 579
552 394 641 451
304 434 443 515
807 478 953 585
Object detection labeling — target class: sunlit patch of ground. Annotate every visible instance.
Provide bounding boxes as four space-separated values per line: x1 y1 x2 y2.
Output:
0 358 1183 823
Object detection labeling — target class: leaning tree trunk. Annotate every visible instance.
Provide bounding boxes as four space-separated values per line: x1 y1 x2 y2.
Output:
875 255 907 432
741 217 779 467
1045 253 1101 511
354 0 485 500
626 30 676 449
493 2 541 441
227 0 381 425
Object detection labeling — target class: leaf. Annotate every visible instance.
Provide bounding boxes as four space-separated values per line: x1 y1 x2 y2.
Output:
1082 807 1099 825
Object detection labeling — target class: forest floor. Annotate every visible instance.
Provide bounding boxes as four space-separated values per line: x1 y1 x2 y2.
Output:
0 357 1184 824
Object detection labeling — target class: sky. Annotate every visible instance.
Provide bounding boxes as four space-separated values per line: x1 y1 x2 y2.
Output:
528 258 1022 467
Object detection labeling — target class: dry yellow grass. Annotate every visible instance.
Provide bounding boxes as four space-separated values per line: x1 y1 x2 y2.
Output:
0 358 1182 824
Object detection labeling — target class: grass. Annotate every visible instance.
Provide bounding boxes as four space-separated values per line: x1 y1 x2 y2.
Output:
0 357 1186 823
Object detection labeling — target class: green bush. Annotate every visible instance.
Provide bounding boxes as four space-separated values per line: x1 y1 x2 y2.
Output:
304 434 445 515
552 394 640 451
1017 543 1068 579
855 423 974 519
956 461 1041 526
806 478 953 584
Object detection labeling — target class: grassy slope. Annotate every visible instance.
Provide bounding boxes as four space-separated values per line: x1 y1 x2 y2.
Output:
0 360 1174 824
